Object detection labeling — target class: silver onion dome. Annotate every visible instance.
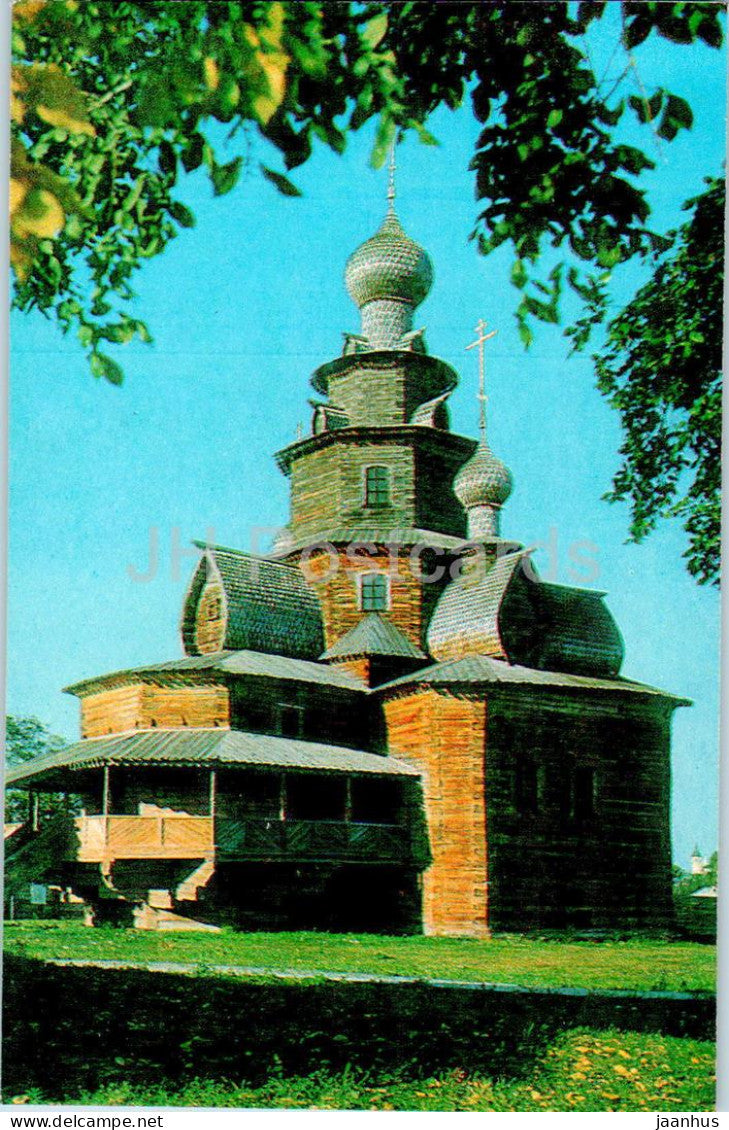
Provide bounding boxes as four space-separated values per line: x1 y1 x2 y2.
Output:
345 207 434 311
455 441 513 509
454 440 513 538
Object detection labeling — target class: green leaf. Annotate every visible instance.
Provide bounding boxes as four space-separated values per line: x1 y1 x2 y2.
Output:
211 156 243 196
666 94 693 130
697 14 723 49
546 109 563 130
181 133 205 172
90 351 123 385
517 320 533 349
362 13 388 49
414 123 439 147
168 201 195 227
158 141 177 177
510 259 528 290
370 115 396 169
260 165 302 197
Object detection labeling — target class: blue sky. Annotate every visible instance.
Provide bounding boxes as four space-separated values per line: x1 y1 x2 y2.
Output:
7 13 726 865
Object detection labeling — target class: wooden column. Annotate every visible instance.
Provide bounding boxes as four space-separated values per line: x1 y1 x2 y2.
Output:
102 766 110 846
209 769 217 817
344 777 352 823
278 774 287 821
30 792 39 832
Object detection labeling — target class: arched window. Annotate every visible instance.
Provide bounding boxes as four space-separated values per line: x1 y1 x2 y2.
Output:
360 573 389 612
364 465 390 508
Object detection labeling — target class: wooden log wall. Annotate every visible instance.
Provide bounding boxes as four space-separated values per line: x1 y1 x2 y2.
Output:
484 691 675 933
194 580 225 654
81 682 230 737
301 547 425 652
383 688 489 937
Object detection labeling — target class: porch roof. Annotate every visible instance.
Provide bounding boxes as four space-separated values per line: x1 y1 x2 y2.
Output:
6 728 420 789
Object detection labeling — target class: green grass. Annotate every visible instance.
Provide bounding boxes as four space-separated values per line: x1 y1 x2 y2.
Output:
4 921 715 992
10 1029 715 1111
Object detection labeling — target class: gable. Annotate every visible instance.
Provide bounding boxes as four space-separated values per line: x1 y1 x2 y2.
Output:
181 544 325 660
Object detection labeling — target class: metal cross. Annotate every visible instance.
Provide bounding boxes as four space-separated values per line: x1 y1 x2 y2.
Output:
466 318 498 440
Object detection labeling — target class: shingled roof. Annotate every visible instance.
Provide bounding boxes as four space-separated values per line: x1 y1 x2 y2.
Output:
6 729 419 789
377 654 690 704
427 549 625 678
272 527 467 555
181 544 324 660
322 614 427 661
428 550 527 662
64 649 368 697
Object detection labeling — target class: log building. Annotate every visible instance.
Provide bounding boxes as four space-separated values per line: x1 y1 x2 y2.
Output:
6 188 688 935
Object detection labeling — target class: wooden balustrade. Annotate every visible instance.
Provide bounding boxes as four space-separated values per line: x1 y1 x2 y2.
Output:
74 815 214 862
72 815 411 865
215 818 410 863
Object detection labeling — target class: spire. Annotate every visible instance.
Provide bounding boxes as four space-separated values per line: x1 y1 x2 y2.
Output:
344 154 433 350
387 142 397 213
454 319 512 539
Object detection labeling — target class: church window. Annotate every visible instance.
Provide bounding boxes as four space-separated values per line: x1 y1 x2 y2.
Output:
279 704 304 739
573 766 596 821
364 465 390 508
360 572 389 612
515 757 538 815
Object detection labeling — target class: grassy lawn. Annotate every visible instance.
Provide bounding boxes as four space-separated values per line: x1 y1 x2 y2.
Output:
11 1029 715 1111
4 921 715 992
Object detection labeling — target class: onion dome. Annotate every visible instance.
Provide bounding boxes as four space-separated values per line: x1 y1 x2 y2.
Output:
454 439 513 539
344 206 434 349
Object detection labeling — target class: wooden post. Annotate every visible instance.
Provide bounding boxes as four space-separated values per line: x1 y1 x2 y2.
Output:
278 774 287 852
31 792 40 833
209 769 217 818
102 766 110 846
344 777 352 823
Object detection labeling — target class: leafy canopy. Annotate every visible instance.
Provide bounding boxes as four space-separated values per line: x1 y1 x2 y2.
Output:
595 177 724 587
12 1 723 371
10 1 725 581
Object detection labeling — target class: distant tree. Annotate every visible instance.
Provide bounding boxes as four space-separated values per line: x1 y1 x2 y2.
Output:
673 848 719 897
595 176 723 586
4 715 68 824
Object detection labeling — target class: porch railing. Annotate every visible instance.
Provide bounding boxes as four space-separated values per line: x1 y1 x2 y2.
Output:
215 818 410 863
69 815 411 865
74 814 214 861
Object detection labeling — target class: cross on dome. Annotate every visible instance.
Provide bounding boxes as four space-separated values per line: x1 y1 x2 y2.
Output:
454 318 513 539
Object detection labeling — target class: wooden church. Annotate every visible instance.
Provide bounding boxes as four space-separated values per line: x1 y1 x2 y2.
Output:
6 180 688 936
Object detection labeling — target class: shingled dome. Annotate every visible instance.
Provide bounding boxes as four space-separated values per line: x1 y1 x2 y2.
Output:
454 439 513 510
181 544 324 660
345 208 433 310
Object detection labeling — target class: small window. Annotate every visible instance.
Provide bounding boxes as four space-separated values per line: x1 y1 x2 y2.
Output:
207 596 221 620
515 757 538 815
364 466 390 508
573 767 595 821
360 573 388 612
279 704 304 739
